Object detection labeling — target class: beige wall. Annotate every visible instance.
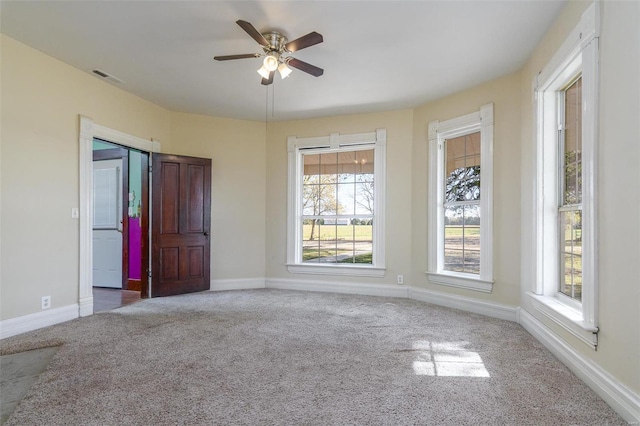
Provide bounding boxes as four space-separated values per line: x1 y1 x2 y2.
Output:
1 35 269 321
519 1 640 394
265 110 414 284
169 113 266 281
1 35 172 320
411 71 522 306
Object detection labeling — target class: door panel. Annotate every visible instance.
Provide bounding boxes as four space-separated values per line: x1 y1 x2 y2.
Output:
92 159 123 288
151 154 211 297
93 230 123 288
161 163 180 234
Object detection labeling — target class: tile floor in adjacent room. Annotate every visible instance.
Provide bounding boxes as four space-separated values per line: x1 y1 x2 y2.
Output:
93 288 141 313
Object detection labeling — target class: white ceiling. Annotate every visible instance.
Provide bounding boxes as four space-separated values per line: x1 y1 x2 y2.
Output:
0 1 565 122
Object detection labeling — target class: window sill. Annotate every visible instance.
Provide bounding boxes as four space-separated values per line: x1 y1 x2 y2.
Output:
526 292 598 349
287 263 385 278
425 272 493 293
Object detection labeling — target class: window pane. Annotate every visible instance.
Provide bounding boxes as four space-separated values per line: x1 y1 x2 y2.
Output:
445 249 465 272
304 221 337 263
355 181 374 215
559 210 582 301
336 219 373 264
303 153 339 216
444 206 464 272
302 219 321 262
319 152 338 175
318 181 337 215
337 183 356 216
463 205 481 275
338 151 356 183
445 132 481 202
302 180 319 216
354 220 372 264
303 153 320 183
444 205 481 275
563 77 582 205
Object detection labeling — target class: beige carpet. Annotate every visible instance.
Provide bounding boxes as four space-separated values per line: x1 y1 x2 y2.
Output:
0 289 626 425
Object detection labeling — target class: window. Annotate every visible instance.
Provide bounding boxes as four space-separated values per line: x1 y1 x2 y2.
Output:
559 77 583 302
444 132 481 275
530 3 599 348
427 104 494 292
287 130 386 277
302 149 374 264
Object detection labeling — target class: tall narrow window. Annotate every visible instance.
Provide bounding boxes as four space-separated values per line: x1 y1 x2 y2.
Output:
428 104 493 293
287 130 386 277
559 77 583 301
444 132 481 275
530 2 598 349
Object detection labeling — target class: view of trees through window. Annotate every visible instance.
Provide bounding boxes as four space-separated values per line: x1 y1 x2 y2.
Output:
444 132 481 274
302 149 374 264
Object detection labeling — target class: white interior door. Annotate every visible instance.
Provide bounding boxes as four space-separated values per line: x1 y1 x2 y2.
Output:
92 159 123 288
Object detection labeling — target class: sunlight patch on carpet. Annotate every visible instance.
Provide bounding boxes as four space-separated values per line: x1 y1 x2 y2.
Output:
412 340 490 377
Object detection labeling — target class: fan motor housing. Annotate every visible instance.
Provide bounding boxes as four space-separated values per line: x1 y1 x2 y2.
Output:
262 31 288 53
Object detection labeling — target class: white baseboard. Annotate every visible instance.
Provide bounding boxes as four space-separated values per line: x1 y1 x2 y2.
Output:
266 277 410 298
210 278 266 292
0 304 79 340
79 296 94 317
409 287 519 322
519 308 640 425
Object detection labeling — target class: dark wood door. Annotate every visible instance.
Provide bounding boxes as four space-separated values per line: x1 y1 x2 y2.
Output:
151 153 211 297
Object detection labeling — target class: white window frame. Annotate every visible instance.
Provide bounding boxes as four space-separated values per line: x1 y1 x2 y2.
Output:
528 3 599 349
427 103 494 293
286 129 386 277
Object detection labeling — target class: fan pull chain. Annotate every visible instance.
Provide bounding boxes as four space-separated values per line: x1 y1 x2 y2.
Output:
265 83 268 125
272 83 275 118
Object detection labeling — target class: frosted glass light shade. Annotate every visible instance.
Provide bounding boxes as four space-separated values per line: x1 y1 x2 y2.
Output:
278 63 292 79
263 54 279 71
257 66 270 79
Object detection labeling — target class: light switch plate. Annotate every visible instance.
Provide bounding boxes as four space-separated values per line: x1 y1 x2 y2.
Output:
71 208 79 219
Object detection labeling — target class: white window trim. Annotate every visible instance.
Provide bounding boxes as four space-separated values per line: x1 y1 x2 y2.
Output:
529 3 599 349
427 103 494 292
286 129 386 277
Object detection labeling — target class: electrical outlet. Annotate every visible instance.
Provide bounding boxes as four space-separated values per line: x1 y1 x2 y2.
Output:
397 275 404 285
41 296 51 310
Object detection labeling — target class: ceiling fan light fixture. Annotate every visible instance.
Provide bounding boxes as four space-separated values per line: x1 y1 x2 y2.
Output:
278 62 292 79
257 65 271 79
215 20 324 85
263 53 279 72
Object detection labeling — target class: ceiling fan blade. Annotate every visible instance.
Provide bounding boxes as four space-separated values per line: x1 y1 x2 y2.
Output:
236 20 270 48
285 31 323 52
261 70 274 85
287 58 324 77
214 53 261 61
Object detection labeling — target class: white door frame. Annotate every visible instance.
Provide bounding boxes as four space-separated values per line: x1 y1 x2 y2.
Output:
78 115 160 316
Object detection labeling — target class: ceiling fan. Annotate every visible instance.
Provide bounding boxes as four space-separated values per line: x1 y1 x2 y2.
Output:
214 20 324 86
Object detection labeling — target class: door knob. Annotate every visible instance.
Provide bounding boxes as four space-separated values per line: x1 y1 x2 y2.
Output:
204 231 209 236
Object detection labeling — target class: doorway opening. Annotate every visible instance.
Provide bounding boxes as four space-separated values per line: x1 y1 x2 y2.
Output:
92 138 149 309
